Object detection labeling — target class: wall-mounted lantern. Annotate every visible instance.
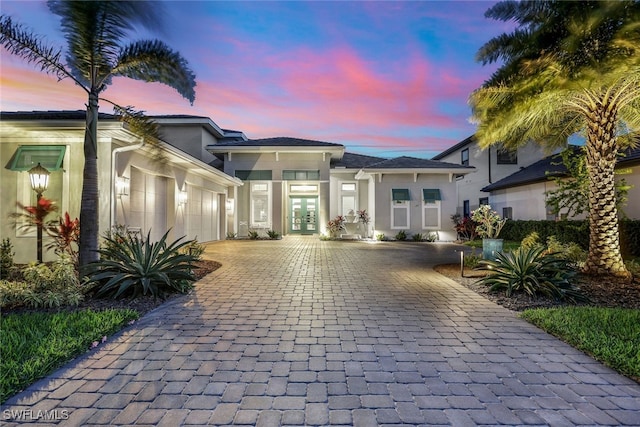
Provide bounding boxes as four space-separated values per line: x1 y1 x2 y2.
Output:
178 190 188 206
116 176 130 197
27 162 50 263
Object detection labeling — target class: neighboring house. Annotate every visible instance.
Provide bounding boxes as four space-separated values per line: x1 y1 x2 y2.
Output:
432 135 553 219
482 146 640 220
1 111 242 264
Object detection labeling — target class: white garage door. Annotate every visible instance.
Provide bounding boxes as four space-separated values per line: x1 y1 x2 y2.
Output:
130 167 167 242
186 186 219 242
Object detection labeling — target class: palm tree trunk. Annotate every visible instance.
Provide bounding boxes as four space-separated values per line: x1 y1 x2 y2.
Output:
78 91 100 270
584 101 630 279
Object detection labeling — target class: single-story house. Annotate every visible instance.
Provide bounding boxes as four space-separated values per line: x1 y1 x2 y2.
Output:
1 111 474 264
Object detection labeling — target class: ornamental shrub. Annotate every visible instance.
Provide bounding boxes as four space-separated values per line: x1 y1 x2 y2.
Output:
0 256 82 309
85 230 198 299
477 246 588 303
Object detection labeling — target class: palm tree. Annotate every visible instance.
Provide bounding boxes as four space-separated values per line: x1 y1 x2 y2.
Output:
469 0 640 279
1 1 196 269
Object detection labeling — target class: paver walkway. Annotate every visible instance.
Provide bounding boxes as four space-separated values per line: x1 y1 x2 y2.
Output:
3 237 639 426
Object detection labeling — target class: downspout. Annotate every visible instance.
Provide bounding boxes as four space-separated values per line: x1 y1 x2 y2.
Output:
111 138 145 229
487 146 492 184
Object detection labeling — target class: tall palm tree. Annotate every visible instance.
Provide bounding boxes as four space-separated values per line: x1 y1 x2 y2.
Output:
1 1 196 269
470 0 640 279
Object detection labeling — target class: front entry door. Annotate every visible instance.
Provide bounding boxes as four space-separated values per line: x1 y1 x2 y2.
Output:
290 197 317 234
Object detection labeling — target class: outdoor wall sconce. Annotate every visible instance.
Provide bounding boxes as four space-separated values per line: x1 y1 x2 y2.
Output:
226 198 234 214
28 162 50 263
178 190 188 206
116 176 129 197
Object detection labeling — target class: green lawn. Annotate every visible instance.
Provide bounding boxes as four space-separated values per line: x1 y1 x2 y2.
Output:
0 309 139 403
521 307 640 381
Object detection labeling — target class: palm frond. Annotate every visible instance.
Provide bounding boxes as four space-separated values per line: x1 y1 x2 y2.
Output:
46 1 165 89
110 104 161 141
0 15 80 86
112 40 196 104
108 104 167 165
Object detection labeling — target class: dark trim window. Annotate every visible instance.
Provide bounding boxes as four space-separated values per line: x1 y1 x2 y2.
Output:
503 207 513 220
235 170 272 180
463 200 470 217
283 170 320 180
422 189 441 203
461 148 469 166
479 197 489 206
392 188 410 201
8 145 66 171
497 148 517 164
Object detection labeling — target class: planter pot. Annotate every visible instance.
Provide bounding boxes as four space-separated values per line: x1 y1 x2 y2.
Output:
482 238 503 261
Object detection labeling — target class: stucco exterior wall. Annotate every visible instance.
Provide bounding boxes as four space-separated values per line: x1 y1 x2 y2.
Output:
160 125 220 165
1 134 87 263
437 141 550 215
223 151 332 236
370 173 458 241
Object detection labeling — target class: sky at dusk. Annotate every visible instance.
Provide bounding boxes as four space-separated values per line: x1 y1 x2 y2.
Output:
0 1 514 158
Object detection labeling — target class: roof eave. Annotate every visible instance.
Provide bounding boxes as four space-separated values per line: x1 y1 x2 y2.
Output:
206 145 345 159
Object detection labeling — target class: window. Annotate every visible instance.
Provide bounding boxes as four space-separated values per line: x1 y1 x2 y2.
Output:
250 181 271 228
503 207 513 220
290 184 318 193
461 148 469 166
391 189 410 229
422 189 441 203
235 170 272 180
8 145 66 171
463 200 470 217
283 170 320 180
479 197 489 206
391 188 410 202
497 148 517 164
340 182 357 216
422 189 441 229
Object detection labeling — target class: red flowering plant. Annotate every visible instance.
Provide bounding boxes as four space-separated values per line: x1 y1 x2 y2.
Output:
451 213 479 241
357 209 370 225
46 212 80 263
11 197 80 264
327 215 346 236
12 197 58 231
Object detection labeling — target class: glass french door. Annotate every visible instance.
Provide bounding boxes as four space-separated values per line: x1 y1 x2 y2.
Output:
290 197 317 234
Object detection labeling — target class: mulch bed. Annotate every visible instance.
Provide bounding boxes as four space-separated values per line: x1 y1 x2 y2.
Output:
434 264 640 312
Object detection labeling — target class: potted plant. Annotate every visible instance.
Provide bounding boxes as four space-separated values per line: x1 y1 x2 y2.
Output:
471 204 507 261
357 209 370 238
327 215 346 238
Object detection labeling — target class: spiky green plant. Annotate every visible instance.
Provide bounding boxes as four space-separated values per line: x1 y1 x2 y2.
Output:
85 230 198 299
478 246 588 303
395 230 407 241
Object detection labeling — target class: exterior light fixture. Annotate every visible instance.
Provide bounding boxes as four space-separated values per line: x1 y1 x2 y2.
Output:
178 190 188 206
27 162 50 263
116 176 129 197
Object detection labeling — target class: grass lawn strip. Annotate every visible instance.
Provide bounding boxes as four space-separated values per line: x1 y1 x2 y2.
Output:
521 307 640 381
0 309 139 403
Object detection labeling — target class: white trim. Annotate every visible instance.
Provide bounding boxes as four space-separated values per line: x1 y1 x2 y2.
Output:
250 181 272 228
391 200 410 229
422 200 441 230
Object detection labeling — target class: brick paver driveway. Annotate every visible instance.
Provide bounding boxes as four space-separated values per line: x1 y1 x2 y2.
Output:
3 237 639 426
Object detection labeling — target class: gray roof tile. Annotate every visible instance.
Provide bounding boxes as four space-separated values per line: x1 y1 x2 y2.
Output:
367 156 474 170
